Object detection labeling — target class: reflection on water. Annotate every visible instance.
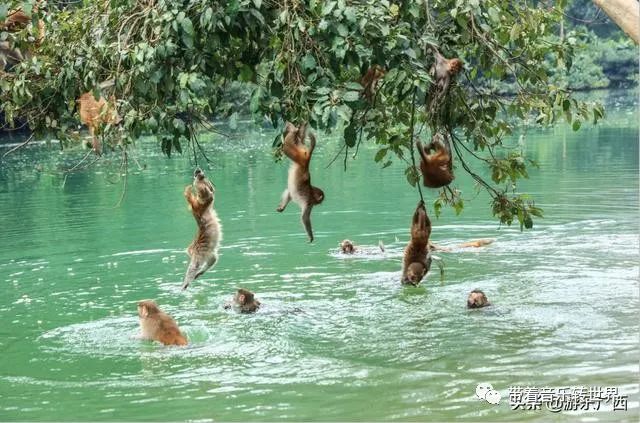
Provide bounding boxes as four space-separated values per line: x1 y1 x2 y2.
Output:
0 92 638 421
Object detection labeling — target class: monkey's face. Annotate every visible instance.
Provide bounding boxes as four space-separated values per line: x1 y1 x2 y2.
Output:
449 58 463 75
340 240 355 254
404 262 426 285
137 300 158 318
467 291 490 308
312 187 325 205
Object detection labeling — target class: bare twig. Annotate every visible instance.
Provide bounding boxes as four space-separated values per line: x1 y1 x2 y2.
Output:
1 133 34 159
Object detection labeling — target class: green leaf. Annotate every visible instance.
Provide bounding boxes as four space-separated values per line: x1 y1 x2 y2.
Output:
0 4 7 21
322 1 336 15
374 148 387 162
572 120 581 131
344 123 357 147
300 54 316 71
341 90 360 103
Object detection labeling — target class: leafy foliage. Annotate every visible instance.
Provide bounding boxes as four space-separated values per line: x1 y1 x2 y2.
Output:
1 0 607 228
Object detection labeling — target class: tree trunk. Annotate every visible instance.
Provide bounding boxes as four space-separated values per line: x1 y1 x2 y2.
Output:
593 0 639 44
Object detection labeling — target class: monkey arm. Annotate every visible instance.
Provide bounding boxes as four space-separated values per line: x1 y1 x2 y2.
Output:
307 132 316 157
184 185 199 209
282 140 309 165
276 189 291 212
301 205 314 243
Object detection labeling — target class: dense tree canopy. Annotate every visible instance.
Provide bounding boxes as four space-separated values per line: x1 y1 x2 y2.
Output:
1 0 606 228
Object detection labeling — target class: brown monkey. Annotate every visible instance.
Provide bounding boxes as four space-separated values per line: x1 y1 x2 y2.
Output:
467 289 491 309
360 65 385 102
182 169 222 290
416 132 454 188
77 92 121 155
460 239 493 248
224 288 261 313
428 241 451 252
340 239 356 254
430 239 494 251
402 201 432 286
427 47 463 114
276 122 325 243
136 300 188 346
1 5 45 71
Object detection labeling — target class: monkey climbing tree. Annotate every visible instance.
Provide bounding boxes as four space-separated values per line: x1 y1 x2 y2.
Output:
0 0 605 229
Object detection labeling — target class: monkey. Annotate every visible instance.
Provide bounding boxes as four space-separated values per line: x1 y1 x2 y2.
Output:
77 92 121 155
223 288 261 313
428 241 451 252
467 289 491 309
136 300 188 346
429 239 494 251
401 200 432 286
340 239 356 254
339 239 385 254
460 239 493 248
182 168 222 290
276 122 325 243
1 6 45 71
360 65 385 102
427 47 463 115
416 132 454 188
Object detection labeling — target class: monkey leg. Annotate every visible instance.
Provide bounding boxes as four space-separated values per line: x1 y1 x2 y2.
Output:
276 189 291 212
196 253 218 279
182 258 202 290
301 205 314 243
181 253 218 290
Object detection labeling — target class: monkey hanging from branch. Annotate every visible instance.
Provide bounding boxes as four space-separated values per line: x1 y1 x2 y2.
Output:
416 132 454 188
360 65 385 103
401 200 432 286
426 46 463 117
77 88 121 156
182 169 222 290
276 122 325 243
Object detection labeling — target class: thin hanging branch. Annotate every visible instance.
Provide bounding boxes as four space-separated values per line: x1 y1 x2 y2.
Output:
408 86 424 203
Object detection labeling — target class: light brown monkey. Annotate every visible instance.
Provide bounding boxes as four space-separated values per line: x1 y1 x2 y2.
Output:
430 239 494 251
340 239 356 254
427 47 463 114
401 200 432 286
360 65 385 102
224 288 261 313
77 92 121 155
136 300 188 346
182 169 222 290
467 289 491 309
276 122 325 243
416 132 454 188
460 239 493 248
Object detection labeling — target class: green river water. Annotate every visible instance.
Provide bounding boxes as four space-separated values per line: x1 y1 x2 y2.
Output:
0 90 638 421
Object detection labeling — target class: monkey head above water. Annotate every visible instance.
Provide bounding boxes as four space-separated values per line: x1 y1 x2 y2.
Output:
467 289 491 309
276 122 325 243
136 300 188 346
340 239 356 254
401 201 432 286
224 288 261 313
182 168 222 290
